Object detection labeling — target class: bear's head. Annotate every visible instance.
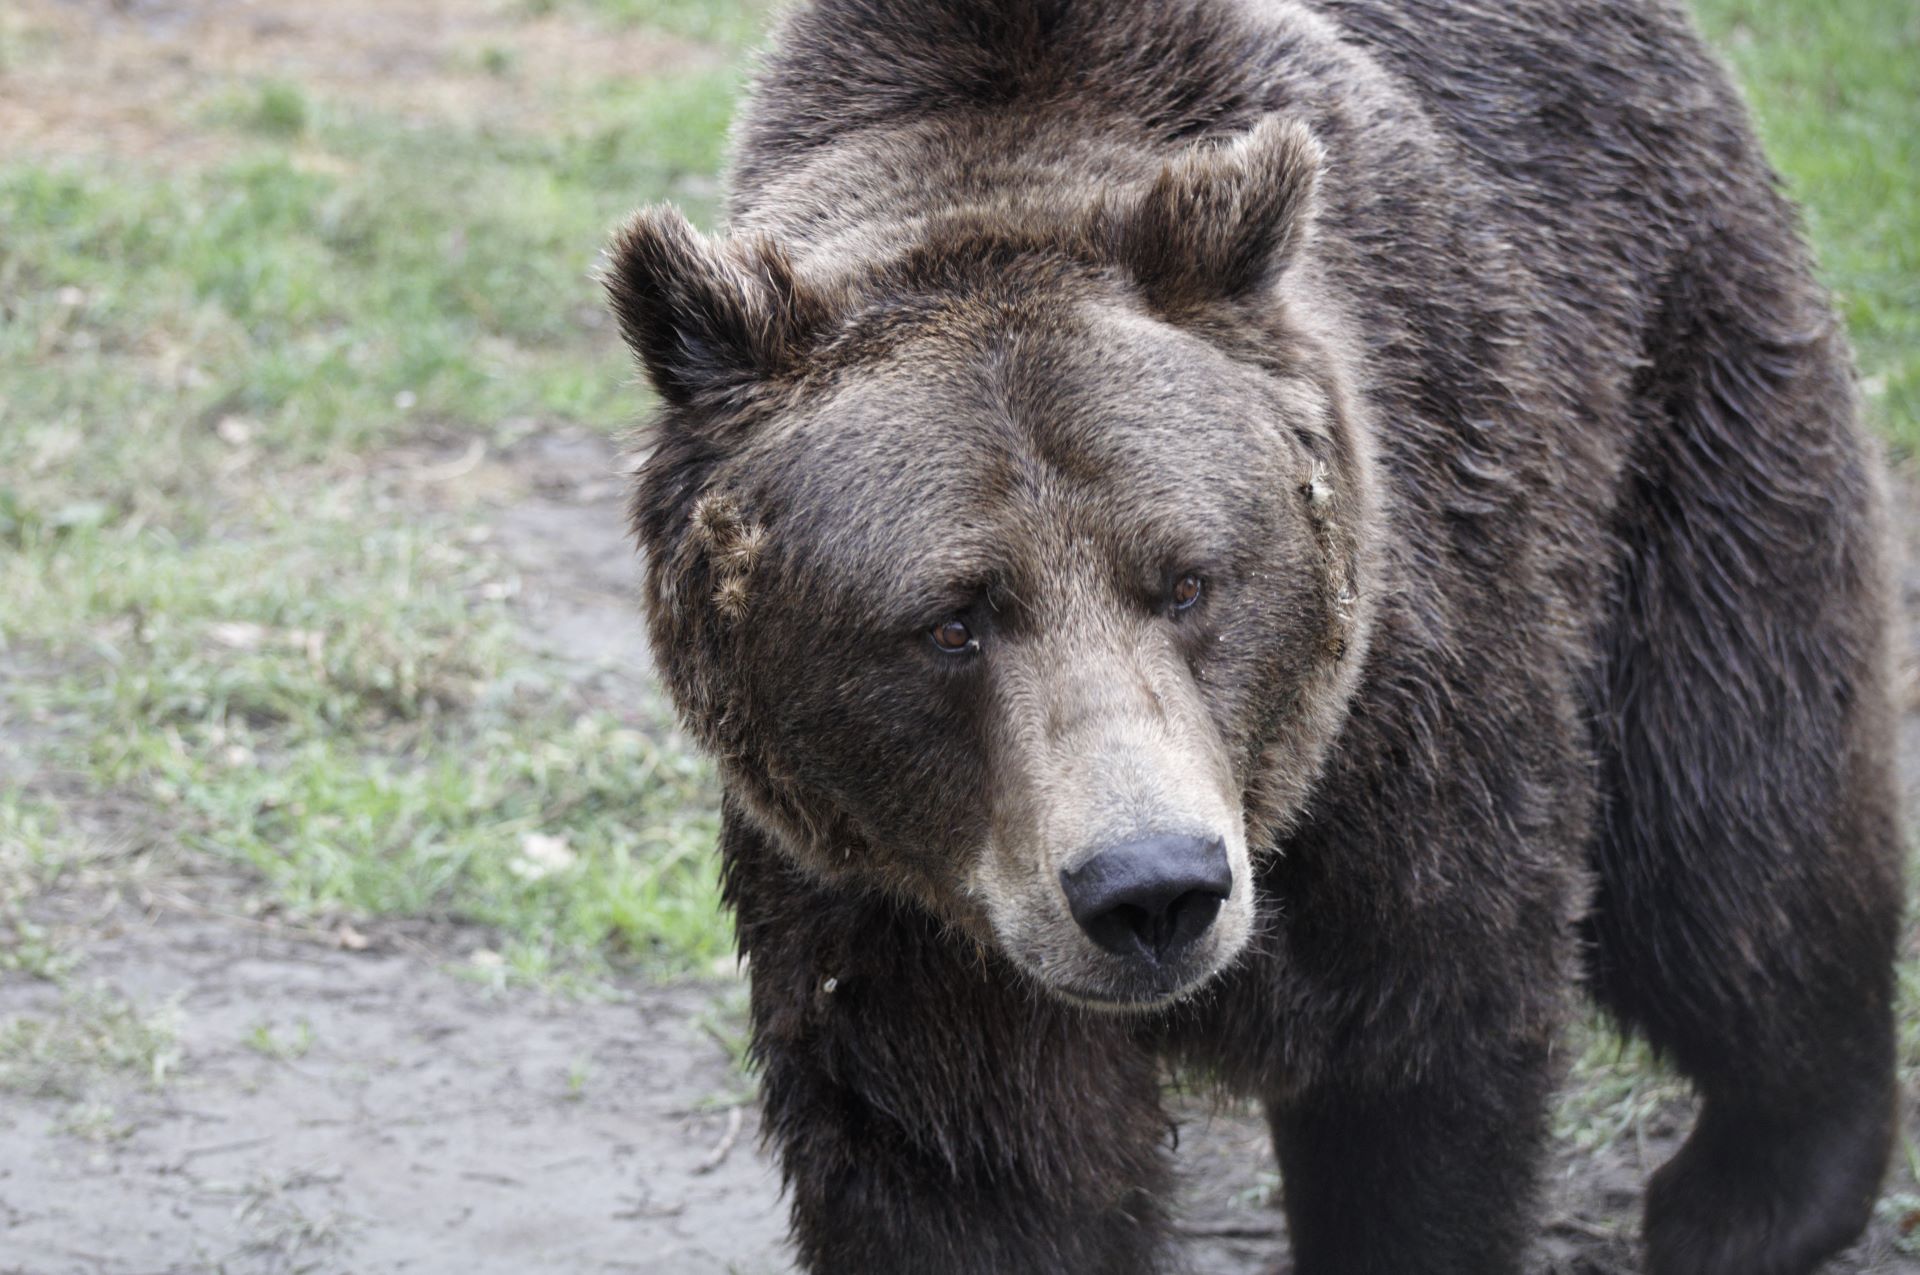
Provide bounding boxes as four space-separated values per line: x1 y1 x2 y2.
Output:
607 117 1376 1010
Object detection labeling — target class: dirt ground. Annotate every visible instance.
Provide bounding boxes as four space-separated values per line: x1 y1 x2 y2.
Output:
4 428 1919 1275
0 0 721 161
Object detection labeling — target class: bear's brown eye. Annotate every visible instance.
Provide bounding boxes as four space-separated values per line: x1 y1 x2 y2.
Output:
930 618 976 653
1172 574 1204 613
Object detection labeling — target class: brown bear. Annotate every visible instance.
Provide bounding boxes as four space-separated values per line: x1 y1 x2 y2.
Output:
603 1 1904 1272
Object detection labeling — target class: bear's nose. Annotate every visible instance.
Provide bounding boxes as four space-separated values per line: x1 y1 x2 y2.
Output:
1060 834 1232 964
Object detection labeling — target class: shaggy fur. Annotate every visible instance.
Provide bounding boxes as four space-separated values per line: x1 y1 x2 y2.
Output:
605 1 1903 1272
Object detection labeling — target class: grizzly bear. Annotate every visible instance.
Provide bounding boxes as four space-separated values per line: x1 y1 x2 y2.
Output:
603 1 1904 1272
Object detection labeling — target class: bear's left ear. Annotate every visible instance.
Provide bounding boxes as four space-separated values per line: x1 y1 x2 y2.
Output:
604 207 830 411
1106 116 1323 312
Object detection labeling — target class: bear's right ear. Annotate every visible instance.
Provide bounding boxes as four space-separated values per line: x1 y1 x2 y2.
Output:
1107 116 1323 313
604 207 828 410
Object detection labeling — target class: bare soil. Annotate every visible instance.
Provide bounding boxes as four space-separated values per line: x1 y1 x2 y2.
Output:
4 429 1918 1274
1 0 719 162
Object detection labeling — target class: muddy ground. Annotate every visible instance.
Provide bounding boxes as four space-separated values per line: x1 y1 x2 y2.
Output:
4 427 1919 1274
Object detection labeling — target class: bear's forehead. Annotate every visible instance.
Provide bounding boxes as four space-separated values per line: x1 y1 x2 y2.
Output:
736 305 1302 614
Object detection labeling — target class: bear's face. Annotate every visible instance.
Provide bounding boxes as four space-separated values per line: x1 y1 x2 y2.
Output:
610 119 1373 1009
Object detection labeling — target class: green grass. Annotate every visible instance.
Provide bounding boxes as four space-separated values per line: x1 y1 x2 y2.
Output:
1554 1024 1692 1152
0 984 181 1101
535 0 776 45
0 72 739 479
246 1018 317 1062
0 796 86 980
0 2 759 983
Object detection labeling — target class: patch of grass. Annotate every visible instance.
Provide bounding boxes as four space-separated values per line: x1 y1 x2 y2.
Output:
5 161 590 474
0 984 181 1101
1900 947 1920 1075
0 795 65 906
549 0 774 47
0 27 751 980
1876 1192 1920 1256
0 917 80 982
1693 0 1920 453
246 1019 316 1062
1552 1022 1690 1154
60 1100 135 1144
1 500 725 972
563 1057 592 1100
7 517 513 731
0 57 742 512
247 82 312 139
0 797 86 979
147 712 725 971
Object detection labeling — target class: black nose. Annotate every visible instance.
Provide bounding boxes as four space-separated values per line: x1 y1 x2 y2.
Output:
1060 834 1232 964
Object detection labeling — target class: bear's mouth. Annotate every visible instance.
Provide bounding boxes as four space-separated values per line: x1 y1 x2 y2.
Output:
1009 918 1250 1013
1048 979 1211 1014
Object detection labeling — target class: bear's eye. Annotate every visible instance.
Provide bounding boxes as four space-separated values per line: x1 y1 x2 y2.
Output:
930 618 977 654
1171 574 1204 614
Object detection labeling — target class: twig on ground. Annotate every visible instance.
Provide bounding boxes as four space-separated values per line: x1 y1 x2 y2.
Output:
140 887 342 948
1545 1213 1626 1241
693 1104 745 1175
460 1170 525 1187
176 1134 277 1163
1172 1221 1286 1239
415 439 487 483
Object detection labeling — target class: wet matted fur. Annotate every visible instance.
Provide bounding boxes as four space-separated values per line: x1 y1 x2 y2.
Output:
604 1 1904 1272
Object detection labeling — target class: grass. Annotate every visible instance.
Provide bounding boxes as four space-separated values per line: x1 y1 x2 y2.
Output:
0 0 756 983
0 0 1913 1208
0 984 181 1101
0 796 87 980
246 1019 317 1062
533 0 776 45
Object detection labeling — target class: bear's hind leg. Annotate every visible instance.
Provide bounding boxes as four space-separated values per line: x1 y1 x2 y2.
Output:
1641 1070 1897 1275
1584 250 1904 1275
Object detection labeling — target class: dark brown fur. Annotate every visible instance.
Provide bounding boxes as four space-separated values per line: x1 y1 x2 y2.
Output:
605 2 1904 1271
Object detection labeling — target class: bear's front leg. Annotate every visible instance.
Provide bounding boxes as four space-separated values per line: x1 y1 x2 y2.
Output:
1269 1032 1556 1275
723 813 1175 1275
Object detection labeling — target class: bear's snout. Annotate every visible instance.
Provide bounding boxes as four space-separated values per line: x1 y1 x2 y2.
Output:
1060 834 1231 966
